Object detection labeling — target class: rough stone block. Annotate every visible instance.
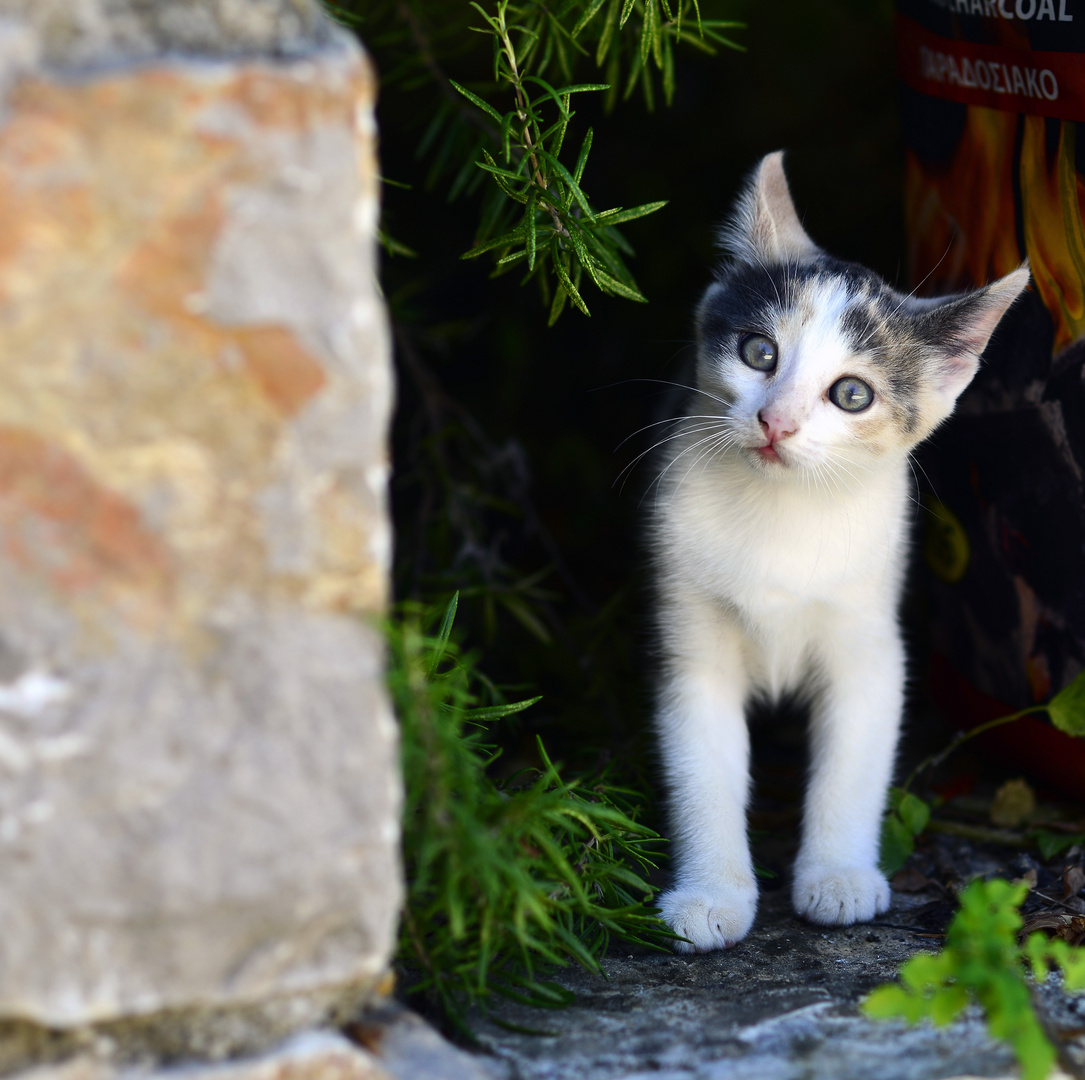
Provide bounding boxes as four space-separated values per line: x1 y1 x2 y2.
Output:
17 1032 394 1080
0 0 399 1035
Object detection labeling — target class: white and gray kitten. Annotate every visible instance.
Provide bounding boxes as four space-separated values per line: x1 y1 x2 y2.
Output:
651 152 1028 952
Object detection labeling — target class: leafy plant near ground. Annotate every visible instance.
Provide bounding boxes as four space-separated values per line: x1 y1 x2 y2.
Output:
388 593 671 1035
863 878 1085 1080
335 0 742 322
879 669 1085 876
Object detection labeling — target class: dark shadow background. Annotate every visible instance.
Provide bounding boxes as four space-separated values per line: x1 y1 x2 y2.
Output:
361 0 907 788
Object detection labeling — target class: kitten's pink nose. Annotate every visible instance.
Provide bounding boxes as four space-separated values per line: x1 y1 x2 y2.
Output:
758 410 796 444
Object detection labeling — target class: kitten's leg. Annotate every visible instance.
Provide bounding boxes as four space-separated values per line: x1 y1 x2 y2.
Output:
792 617 903 925
656 593 757 952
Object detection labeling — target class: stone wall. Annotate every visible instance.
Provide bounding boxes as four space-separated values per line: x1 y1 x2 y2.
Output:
0 0 400 1073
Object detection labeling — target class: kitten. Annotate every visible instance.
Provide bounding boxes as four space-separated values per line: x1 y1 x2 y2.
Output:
651 152 1028 952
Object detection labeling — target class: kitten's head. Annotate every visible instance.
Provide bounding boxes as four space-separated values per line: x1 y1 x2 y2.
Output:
695 152 1029 478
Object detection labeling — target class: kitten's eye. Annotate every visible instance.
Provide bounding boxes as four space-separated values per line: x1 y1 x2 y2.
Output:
739 334 777 372
829 377 874 412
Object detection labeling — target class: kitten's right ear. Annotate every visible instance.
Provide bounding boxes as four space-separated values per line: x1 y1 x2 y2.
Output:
909 263 1031 410
719 152 819 264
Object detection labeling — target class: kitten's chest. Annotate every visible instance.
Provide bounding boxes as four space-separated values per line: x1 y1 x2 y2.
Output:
663 470 908 614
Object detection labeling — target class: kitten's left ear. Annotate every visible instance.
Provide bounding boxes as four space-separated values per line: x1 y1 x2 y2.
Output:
722 151 819 263
912 263 1031 407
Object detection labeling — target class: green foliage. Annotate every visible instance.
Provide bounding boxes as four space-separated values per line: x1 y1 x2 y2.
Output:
1033 828 1085 860
334 0 742 321
879 667 1085 874
1046 667 1085 738
389 593 671 1033
879 787 931 877
863 879 1085 1080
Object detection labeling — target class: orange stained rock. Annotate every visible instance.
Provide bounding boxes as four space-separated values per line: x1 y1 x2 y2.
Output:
0 426 173 622
0 56 373 633
0 67 330 422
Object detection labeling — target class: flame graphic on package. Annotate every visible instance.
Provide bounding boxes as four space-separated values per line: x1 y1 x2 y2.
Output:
904 106 1019 298
905 106 1085 352
1020 118 1085 350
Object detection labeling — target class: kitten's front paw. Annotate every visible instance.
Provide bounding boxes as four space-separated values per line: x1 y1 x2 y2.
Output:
658 884 757 953
792 866 890 926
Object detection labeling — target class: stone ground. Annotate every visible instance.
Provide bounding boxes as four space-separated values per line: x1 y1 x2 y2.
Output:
365 831 1085 1080
468 868 1083 1080
359 714 1085 1080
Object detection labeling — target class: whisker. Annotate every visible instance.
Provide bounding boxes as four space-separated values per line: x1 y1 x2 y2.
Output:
908 453 939 503
752 254 782 308
615 413 728 451
671 430 740 495
884 232 958 323
603 377 732 410
642 426 742 503
615 419 736 489
905 459 925 519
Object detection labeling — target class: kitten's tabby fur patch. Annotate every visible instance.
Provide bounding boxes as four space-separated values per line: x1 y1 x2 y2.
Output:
651 153 1027 951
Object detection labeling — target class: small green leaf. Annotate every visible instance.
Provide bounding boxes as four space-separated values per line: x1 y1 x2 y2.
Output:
650 0 664 68
928 984 968 1025
494 250 530 274
499 592 555 643
662 31 675 105
1049 939 1085 990
1045 667 1085 736
1032 827 1085 859
1023 932 1050 982
551 83 612 96
475 153 531 203
522 74 573 119
555 256 590 316
574 128 593 186
597 0 620 64
701 21 747 51
900 950 953 990
639 0 654 66
898 792 931 837
550 95 572 160
595 200 668 226
1012 1014 1056 1080
537 150 596 221
594 268 648 302
448 79 504 125
675 27 720 54
861 984 927 1024
571 0 608 38
619 0 637 29
526 189 538 271
475 157 529 188
548 279 569 325
878 812 914 876
501 112 516 163
550 12 574 82
690 0 703 36
467 0 502 32
378 230 418 259
427 592 459 679
463 696 543 722
623 52 645 103
565 227 599 288
461 225 529 260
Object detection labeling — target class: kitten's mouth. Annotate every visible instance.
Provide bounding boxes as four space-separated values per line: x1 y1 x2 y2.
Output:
754 443 785 465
